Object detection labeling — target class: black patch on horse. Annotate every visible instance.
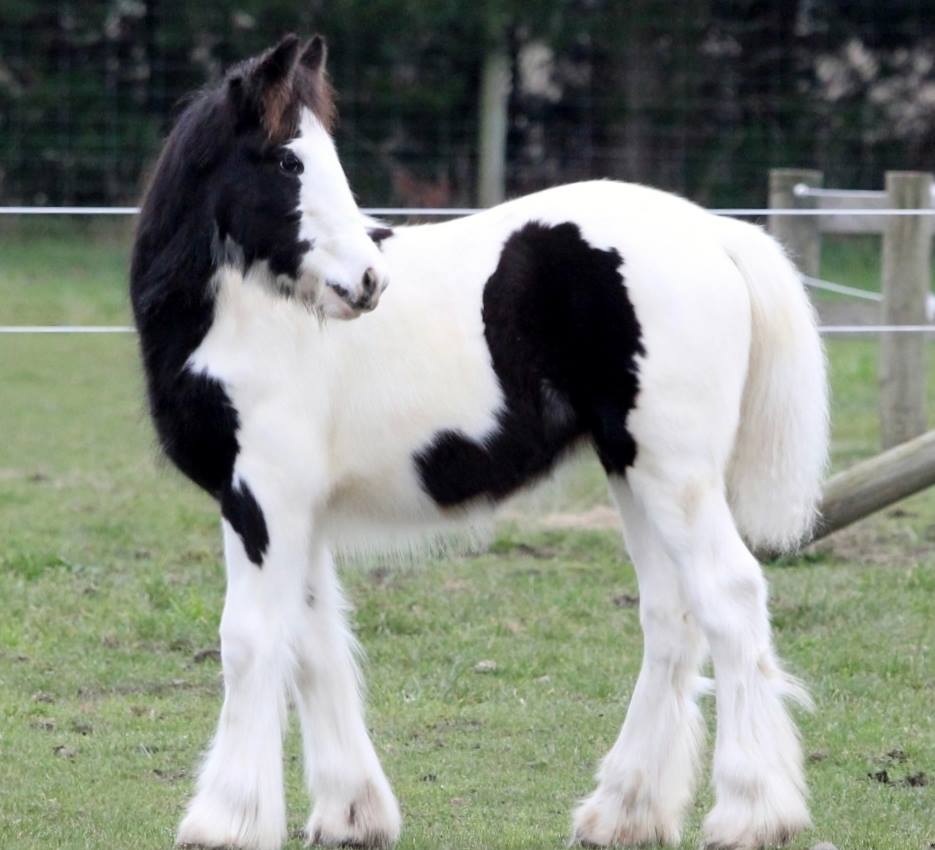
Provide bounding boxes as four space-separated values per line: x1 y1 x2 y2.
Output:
368 227 394 247
415 220 644 506
221 479 270 566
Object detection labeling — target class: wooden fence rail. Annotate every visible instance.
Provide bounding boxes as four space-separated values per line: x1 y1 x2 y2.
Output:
808 429 935 544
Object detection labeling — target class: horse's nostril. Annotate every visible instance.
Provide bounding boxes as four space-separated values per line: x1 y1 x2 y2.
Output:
362 267 377 295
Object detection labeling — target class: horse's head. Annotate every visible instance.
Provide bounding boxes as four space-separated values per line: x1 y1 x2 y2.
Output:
143 35 387 320
223 35 389 318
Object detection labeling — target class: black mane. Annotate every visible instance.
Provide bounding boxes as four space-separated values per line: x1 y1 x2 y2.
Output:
131 74 248 308
130 84 244 500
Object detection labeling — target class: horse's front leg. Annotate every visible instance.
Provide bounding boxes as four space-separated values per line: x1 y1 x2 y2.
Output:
177 474 314 850
294 545 401 848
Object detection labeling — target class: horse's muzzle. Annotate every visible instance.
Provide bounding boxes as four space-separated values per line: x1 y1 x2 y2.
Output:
321 266 388 318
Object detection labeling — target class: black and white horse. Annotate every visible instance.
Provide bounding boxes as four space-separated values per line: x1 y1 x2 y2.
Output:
131 36 828 850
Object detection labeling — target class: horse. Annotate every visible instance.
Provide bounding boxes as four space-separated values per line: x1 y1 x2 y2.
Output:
130 34 828 850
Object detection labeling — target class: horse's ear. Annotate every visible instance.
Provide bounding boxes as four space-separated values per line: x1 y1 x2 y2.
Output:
296 35 336 131
256 34 302 88
300 35 327 74
251 35 302 140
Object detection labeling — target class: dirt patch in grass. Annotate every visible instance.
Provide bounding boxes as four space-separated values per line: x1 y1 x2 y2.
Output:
538 505 620 531
524 501 935 569
811 515 935 567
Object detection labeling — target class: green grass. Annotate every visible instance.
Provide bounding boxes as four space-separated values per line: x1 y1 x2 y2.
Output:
820 235 884 294
0 219 133 325
818 233 935 296
0 227 933 849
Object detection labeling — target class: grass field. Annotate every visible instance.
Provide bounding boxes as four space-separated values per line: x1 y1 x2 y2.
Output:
0 223 933 850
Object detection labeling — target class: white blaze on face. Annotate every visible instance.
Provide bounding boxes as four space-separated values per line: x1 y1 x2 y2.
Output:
289 108 388 318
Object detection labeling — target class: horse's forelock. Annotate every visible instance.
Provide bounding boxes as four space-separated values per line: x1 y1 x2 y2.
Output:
222 39 336 145
260 64 336 144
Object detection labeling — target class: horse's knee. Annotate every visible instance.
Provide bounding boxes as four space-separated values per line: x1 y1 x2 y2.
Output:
219 624 253 679
219 610 274 680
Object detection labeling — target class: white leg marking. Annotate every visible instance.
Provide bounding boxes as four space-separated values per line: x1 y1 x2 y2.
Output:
573 479 708 847
632 471 811 850
177 519 299 850
294 547 400 848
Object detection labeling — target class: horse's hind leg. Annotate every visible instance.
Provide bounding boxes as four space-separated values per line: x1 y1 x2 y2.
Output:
573 477 708 847
629 467 811 849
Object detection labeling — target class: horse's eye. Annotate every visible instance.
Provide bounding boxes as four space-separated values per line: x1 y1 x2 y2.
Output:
279 151 303 175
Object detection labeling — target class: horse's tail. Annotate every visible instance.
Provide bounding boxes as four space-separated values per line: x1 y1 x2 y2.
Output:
715 216 829 553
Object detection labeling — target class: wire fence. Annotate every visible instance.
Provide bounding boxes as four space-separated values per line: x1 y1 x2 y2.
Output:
3 204 935 335
5 326 934 335
7 2 935 213
9 206 935 217
3 202 932 473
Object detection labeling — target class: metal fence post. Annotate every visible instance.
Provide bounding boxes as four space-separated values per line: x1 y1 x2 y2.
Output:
880 170 932 449
768 168 823 277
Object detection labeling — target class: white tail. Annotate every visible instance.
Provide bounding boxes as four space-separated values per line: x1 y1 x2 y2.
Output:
716 217 829 552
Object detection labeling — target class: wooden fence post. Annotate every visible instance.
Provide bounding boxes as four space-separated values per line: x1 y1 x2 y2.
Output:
477 42 510 208
768 168 823 277
880 171 931 449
